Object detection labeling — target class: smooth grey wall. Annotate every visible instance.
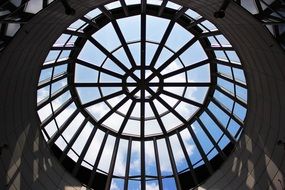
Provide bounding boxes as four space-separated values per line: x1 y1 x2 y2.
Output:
0 0 284 189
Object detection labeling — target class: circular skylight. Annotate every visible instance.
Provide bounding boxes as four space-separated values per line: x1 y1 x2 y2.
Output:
37 1 248 189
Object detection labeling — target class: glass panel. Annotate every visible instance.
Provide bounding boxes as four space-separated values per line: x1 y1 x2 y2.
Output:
129 141 141 176
192 122 214 155
113 139 128 176
180 41 208 66
180 129 202 167
72 122 93 154
145 141 157 176
118 15 141 42
169 134 188 172
98 135 116 172
162 177 176 190
111 178 124 190
157 139 172 175
38 104 52 122
208 102 230 127
146 15 170 43
187 64 210 82
84 129 105 165
24 0 42 13
233 103 247 121
78 40 106 65
166 23 193 51
200 112 223 141
75 64 99 83
93 23 121 51
62 113 85 142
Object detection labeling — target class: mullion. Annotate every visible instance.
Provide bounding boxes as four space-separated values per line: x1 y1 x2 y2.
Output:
155 37 198 74
149 7 188 68
162 90 203 107
42 59 71 69
187 17 205 30
214 59 243 69
205 108 236 143
199 30 221 38
141 0 146 69
216 85 247 108
75 82 124 87
141 140 146 190
153 137 163 190
211 97 244 127
76 59 124 79
186 125 214 174
50 46 77 51
112 20 137 68
105 137 120 190
59 117 89 162
88 131 109 187
99 6 137 68
40 97 73 128
254 0 263 13
37 85 69 110
47 109 80 145
162 59 209 79
82 90 124 108
148 82 211 87
37 72 67 89
97 88 139 124
147 88 188 124
140 2 146 188
205 46 234 51
176 131 198 185
158 0 168 16
217 72 247 88
124 138 132 190
81 16 99 29
196 118 227 160
149 21 175 68
162 82 211 87
149 101 167 134
88 37 140 82
165 137 182 190
63 29 87 38
72 126 98 176
119 0 129 16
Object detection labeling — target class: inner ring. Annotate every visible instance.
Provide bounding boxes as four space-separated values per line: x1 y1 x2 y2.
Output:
123 67 163 100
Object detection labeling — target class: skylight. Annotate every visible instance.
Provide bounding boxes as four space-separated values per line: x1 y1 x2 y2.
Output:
37 1 248 189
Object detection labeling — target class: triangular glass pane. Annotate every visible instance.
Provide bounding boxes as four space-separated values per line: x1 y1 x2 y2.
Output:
75 64 98 82
146 15 170 43
179 41 208 66
78 40 106 66
117 15 141 42
113 47 132 69
165 23 194 51
93 23 121 51
187 64 210 82
102 58 125 75
76 87 101 104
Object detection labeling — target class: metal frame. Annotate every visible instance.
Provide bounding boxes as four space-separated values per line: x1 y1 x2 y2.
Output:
36 1 248 189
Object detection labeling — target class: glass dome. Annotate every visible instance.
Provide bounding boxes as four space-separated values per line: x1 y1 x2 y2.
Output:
36 0 248 189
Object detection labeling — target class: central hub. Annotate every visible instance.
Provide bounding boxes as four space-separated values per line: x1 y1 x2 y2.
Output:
137 80 147 90
125 68 161 100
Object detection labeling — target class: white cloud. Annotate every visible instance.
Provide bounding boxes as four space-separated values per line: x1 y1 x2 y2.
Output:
146 183 159 190
110 181 120 190
37 58 199 183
